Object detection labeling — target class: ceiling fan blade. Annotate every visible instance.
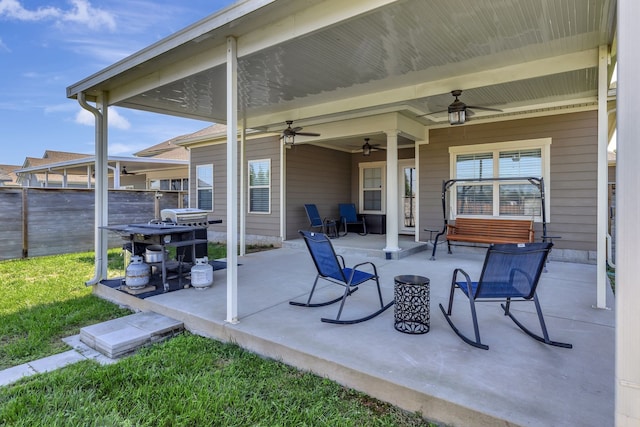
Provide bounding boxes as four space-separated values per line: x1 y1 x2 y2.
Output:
291 127 303 132
467 105 503 112
416 108 448 117
295 132 320 137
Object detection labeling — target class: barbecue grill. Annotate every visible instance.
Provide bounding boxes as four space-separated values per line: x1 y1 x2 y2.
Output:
160 208 210 227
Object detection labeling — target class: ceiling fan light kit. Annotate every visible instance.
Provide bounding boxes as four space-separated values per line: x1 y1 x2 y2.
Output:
280 120 320 146
417 89 502 126
362 138 372 156
448 108 466 125
448 90 466 125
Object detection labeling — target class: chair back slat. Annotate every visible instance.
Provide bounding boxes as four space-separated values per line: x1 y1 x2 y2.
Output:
339 203 358 222
304 204 323 228
476 242 552 300
299 230 345 281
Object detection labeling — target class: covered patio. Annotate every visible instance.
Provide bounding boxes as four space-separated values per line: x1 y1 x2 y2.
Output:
94 240 614 427
65 1 638 424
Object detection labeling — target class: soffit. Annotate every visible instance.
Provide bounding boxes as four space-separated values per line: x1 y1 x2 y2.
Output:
67 0 616 131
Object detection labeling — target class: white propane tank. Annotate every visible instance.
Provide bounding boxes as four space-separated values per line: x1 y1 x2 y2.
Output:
125 255 150 289
191 257 213 289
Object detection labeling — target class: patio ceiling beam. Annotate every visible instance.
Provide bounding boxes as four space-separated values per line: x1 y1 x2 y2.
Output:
245 49 600 129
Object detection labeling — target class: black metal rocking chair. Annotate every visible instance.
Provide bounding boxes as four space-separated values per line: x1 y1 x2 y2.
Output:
338 203 367 236
440 242 572 350
290 230 394 324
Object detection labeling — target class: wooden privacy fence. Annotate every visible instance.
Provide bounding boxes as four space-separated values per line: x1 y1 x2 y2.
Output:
0 187 186 260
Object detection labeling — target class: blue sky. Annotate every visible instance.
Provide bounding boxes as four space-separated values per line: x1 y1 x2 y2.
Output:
0 0 235 166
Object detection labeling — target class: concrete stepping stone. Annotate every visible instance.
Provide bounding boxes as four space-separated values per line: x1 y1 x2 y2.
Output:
80 311 183 359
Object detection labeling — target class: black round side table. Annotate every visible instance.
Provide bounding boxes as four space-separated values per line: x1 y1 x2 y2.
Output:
393 275 430 334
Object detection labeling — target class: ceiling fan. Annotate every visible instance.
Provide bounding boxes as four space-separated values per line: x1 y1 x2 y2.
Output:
361 138 385 156
121 166 136 175
417 90 502 125
280 120 320 145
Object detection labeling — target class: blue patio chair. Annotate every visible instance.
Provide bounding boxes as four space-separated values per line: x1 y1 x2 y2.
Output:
304 204 337 238
338 203 367 236
290 230 394 324
440 242 572 350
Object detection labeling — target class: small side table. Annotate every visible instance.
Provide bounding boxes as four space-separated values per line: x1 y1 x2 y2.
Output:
323 219 338 238
394 275 430 334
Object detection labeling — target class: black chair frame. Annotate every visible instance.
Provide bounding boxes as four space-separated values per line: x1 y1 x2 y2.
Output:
439 242 572 350
290 230 393 324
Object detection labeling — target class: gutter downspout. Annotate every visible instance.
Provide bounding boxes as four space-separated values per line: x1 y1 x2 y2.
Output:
78 92 108 286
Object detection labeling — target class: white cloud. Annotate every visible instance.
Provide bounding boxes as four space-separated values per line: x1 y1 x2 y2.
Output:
58 0 116 31
0 37 10 52
108 108 131 130
75 107 131 130
108 142 148 157
0 0 60 21
0 0 116 31
44 102 77 114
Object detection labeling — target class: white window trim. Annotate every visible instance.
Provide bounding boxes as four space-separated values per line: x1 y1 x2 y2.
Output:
196 164 214 212
358 161 386 214
248 158 271 215
448 138 551 221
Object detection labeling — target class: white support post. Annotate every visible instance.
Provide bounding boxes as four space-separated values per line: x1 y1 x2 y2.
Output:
384 130 400 255
226 36 239 324
596 44 609 310
98 92 109 282
239 122 246 257
617 1 640 424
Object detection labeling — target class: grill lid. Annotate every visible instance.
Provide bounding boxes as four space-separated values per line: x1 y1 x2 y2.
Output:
161 208 209 226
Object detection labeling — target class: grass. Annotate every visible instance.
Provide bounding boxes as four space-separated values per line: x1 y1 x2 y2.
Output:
0 251 132 370
0 249 435 426
0 334 430 426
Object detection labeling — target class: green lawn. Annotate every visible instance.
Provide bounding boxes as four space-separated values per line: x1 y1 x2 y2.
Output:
0 249 435 426
0 250 132 369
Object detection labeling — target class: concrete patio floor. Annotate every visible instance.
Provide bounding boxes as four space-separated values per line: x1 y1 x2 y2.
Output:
93 235 615 427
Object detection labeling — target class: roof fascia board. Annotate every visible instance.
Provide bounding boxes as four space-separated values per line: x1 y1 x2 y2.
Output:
246 49 599 128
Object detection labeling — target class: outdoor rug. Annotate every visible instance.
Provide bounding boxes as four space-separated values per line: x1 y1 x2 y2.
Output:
101 260 237 299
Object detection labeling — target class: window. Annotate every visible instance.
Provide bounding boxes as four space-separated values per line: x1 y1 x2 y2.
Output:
359 162 385 213
248 159 270 214
449 139 551 220
149 178 188 191
196 164 213 211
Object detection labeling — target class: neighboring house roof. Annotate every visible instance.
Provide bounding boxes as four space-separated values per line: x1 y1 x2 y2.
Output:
14 144 189 187
42 150 92 161
133 139 189 161
0 164 20 186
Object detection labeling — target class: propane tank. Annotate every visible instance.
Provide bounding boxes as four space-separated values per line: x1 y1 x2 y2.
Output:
125 255 150 289
191 256 213 289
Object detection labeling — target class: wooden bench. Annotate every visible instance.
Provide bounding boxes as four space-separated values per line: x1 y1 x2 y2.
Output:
429 217 535 260
446 218 534 245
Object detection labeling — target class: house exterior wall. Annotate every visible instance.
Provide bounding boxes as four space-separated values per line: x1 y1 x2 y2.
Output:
419 110 598 262
285 144 352 240
190 136 282 245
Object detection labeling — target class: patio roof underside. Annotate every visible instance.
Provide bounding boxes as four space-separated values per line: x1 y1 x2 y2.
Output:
67 0 617 141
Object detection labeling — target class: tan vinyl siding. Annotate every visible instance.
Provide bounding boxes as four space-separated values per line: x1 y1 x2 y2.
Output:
286 144 351 239
420 110 598 252
246 137 281 237
190 136 281 239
